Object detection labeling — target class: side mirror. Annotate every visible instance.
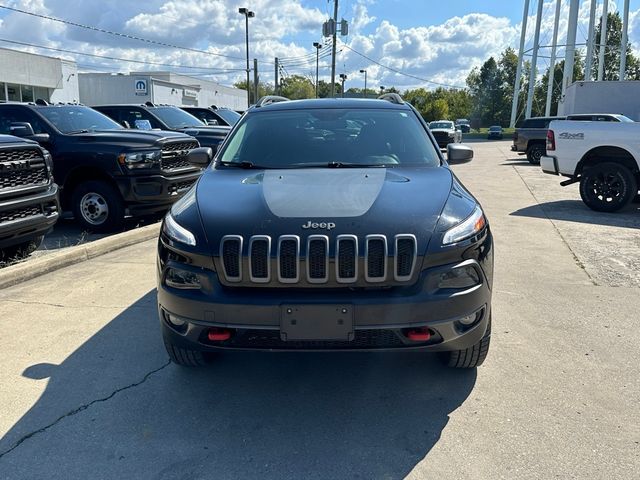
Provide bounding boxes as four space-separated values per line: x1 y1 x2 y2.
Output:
447 144 473 164
187 147 213 167
10 122 35 138
121 120 131 129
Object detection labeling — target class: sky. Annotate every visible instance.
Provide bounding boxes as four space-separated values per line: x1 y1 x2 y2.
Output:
1 0 640 91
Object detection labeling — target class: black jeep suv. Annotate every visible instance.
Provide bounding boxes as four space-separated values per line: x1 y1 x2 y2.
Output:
157 95 493 369
0 135 59 259
0 102 202 232
93 104 230 151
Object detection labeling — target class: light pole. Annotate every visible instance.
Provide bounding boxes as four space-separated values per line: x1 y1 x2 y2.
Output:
359 69 367 98
379 86 385 95
339 73 347 97
238 7 255 108
313 42 322 98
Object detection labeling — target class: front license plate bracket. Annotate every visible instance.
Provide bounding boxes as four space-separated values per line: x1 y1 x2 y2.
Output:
280 305 354 341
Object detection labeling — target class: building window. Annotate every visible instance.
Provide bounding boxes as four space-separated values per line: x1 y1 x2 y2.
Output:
0 83 6 102
7 83 21 101
22 85 34 103
33 87 50 102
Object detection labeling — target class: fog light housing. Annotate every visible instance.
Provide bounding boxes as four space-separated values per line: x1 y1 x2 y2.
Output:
165 267 201 290
454 307 484 332
458 313 477 325
438 265 480 289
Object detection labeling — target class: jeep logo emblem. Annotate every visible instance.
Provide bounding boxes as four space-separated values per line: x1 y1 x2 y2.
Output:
302 221 336 230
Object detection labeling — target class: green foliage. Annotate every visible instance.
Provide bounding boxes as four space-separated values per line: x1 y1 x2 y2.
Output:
279 75 315 100
403 87 471 122
233 80 274 104
591 12 640 81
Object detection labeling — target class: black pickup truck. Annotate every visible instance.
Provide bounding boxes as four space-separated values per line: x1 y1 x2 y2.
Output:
0 102 202 232
0 134 59 259
92 104 230 151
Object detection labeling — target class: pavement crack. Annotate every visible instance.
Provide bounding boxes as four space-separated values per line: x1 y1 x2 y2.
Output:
0 359 171 459
511 165 598 286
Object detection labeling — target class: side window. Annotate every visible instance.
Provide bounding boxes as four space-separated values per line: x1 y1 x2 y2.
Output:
96 108 120 125
0 107 49 135
126 109 162 130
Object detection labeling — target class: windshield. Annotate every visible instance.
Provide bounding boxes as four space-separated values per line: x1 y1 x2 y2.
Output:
489 126 501 131
152 107 204 129
430 122 453 129
39 106 123 133
615 115 634 123
219 108 440 168
215 109 241 125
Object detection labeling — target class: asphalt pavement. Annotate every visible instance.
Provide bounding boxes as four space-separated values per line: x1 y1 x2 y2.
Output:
0 141 638 479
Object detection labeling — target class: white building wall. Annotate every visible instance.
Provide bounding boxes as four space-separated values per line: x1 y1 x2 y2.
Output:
50 60 79 103
559 81 640 120
79 73 153 105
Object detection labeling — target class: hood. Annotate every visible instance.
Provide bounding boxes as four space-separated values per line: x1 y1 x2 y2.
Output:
0 134 37 146
195 166 453 253
179 126 230 137
68 129 193 149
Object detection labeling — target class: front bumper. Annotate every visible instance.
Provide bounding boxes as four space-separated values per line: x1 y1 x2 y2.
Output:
115 170 202 216
0 183 60 249
157 259 492 353
541 155 559 175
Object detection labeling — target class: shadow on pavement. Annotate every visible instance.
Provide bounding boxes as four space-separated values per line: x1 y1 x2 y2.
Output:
511 199 640 228
1 290 477 479
501 159 536 166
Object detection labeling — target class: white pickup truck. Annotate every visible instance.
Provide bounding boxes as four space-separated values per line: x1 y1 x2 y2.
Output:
541 120 640 212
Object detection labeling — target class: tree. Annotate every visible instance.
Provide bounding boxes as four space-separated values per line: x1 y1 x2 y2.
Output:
279 75 315 100
233 80 274 104
533 51 584 117
591 12 640 81
467 57 504 125
317 80 342 98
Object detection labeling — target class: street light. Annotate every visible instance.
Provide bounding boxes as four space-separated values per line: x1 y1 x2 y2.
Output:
313 42 322 98
239 7 255 107
339 73 347 98
359 69 367 98
379 86 385 95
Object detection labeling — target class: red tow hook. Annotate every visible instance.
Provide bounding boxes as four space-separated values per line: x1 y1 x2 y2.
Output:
207 328 232 341
405 327 431 342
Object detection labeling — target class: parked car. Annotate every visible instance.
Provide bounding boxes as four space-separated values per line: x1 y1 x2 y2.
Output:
0 134 59 260
0 102 202 232
181 106 241 127
92 103 230 151
429 120 462 148
542 119 640 212
455 118 471 133
157 94 493 369
512 116 565 164
487 126 503 140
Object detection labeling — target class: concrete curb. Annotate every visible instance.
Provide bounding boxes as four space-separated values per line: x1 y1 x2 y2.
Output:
0 223 160 290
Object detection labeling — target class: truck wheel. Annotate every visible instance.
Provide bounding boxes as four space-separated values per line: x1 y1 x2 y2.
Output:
526 144 544 164
71 180 125 233
441 318 491 369
579 162 637 213
164 340 207 367
0 235 44 260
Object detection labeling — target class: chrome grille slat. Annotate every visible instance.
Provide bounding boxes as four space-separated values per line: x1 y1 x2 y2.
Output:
307 235 329 283
278 235 300 283
249 236 271 283
218 234 417 285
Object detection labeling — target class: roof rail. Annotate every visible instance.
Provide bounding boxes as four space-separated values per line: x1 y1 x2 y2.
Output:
378 93 404 105
255 95 290 108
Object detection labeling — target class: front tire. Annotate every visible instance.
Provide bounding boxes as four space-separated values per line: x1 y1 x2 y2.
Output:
71 180 125 233
526 143 544 164
441 319 491 369
579 162 637 213
164 340 207 367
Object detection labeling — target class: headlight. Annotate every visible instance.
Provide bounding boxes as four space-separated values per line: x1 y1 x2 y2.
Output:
163 213 196 246
118 150 161 169
448 132 455 137
43 150 53 174
442 206 486 245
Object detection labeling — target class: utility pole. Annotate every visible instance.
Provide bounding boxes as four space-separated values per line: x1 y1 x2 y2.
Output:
359 69 367 98
313 42 322 98
253 58 259 104
585 0 597 80
330 0 339 98
620 0 630 80
561 0 580 106
545 0 562 116
274 57 279 95
525 0 544 119
510 0 530 128
597 0 609 81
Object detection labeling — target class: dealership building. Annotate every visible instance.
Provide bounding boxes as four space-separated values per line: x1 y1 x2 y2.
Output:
0 47 79 103
78 72 247 110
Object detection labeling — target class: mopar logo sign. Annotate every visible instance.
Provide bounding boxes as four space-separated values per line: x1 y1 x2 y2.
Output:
134 79 148 96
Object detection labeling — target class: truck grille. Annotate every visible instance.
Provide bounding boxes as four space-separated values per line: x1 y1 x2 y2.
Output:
218 234 418 286
0 148 49 190
0 205 42 223
160 140 199 171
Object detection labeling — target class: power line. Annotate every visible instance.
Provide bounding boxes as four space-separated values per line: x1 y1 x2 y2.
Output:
0 37 247 72
0 4 246 62
340 42 466 89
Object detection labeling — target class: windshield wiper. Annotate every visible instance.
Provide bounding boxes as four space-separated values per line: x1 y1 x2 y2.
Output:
326 161 389 168
66 129 91 134
219 161 272 169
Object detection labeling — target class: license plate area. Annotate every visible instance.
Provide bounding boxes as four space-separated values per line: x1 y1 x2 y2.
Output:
280 305 354 341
